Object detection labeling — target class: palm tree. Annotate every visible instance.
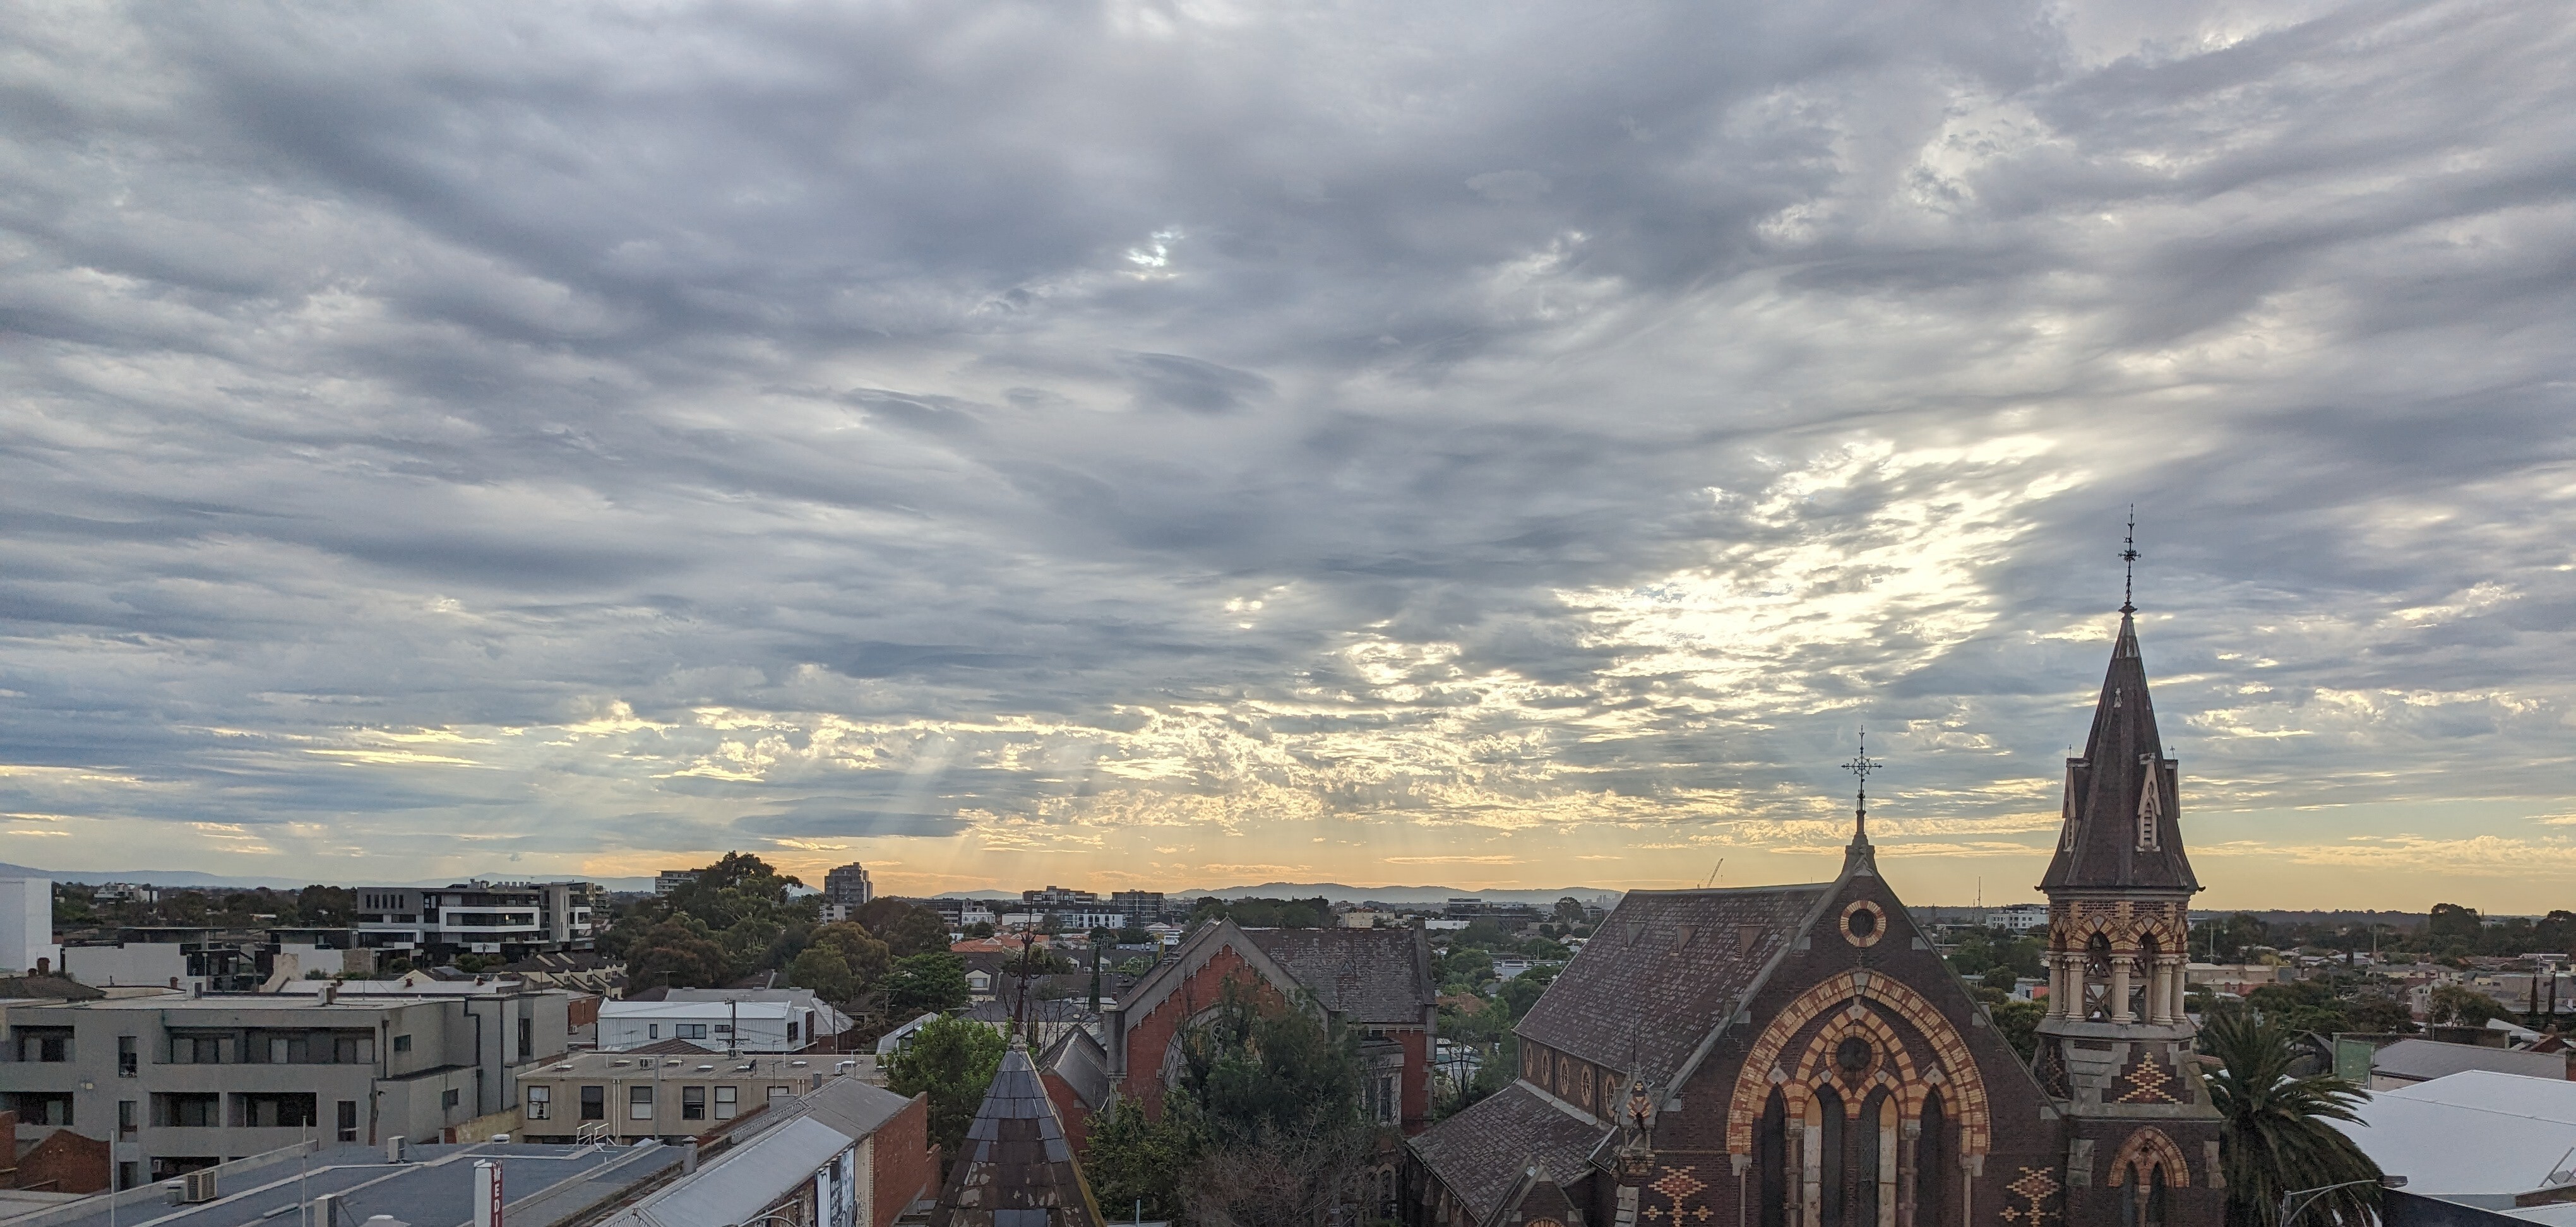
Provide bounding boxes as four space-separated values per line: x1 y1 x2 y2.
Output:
2201 1009 2382 1227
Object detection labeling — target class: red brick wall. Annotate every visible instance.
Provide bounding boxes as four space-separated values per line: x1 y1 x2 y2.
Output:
869 1092 936 1227
566 995 602 1030
1041 1070 1093 1153
14 1129 108 1194
1397 1028 1431 1135
1118 944 1272 1119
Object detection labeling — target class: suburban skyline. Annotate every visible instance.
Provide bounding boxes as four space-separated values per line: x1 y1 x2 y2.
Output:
4 1 2573 913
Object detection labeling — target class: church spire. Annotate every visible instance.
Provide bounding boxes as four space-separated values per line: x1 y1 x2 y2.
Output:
2040 526 2199 893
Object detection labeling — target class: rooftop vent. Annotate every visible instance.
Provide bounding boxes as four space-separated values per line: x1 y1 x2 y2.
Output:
696 1064 714 1071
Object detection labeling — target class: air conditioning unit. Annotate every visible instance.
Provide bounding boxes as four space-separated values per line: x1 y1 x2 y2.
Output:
180 1169 220 1203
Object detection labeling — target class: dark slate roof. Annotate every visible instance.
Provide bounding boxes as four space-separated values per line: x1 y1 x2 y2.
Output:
1515 884 1830 1087
2040 612 2203 892
0 974 104 1000
1408 1082 1613 1223
1040 1027 1111 1112
1239 927 1434 1025
931 1045 1102 1227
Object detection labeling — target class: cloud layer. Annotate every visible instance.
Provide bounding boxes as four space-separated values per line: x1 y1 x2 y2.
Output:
3 0 2573 907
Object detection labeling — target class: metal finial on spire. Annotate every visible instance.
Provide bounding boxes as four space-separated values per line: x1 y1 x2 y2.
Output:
1844 726 1880 846
2120 506 2140 615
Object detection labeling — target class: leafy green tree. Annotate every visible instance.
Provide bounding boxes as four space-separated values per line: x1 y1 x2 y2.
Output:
806 922 892 988
2192 913 2272 963
623 921 732 991
1166 983 1380 1226
2342 994 2416 1034
885 1016 1008 1158
1988 999 2044 1061
2202 1011 2380 1227
2426 983 2505 1026
1084 1096 1202 1221
2245 980 2351 1035
884 952 972 1016
853 899 954 957
1494 964 1558 1019
788 946 856 1001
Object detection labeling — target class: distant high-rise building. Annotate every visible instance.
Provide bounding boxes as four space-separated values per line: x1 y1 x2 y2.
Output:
653 869 701 896
824 862 874 908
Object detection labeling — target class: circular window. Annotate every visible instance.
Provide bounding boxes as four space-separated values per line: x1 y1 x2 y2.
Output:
1837 1037 1872 1073
1840 899 1888 947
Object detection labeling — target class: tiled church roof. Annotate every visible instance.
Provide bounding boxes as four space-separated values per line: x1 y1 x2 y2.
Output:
1408 1082 1613 1223
929 1043 1102 1227
1515 883 1831 1086
1239 927 1435 1025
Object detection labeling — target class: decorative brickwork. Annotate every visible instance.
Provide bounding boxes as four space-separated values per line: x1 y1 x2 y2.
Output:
2106 1129 2189 1188
1725 969 1992 1158
2113 1051 2179 1105
2000 1166 2062 1226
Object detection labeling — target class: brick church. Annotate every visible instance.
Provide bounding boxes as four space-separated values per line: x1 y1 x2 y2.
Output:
1405 601 2226 1227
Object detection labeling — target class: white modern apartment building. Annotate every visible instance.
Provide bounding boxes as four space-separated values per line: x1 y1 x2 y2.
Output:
598 990 850 1054
1 875 61 976
350 880 603 958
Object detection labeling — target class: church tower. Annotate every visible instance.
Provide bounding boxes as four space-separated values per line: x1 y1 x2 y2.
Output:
2031 530 2225 1227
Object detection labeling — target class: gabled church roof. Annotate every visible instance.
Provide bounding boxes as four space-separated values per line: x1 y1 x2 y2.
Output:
1407 1082 1613 1224
2039 611 2202 892
1515 881 1833 1087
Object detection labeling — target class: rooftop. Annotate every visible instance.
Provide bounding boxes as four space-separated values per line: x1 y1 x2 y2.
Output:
2332 1070 2576 1204
21 1142 684 1227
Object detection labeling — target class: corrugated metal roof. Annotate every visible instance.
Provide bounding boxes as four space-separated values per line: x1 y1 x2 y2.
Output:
2332 1070 2576 1199
2375 1039 2569 1084
622 1118 853 1227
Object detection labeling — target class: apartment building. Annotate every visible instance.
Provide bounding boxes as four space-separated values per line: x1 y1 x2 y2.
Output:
0 987 571 1190
349 880 602 959
515 1051 859 1144
597 989 848 1053
823 863 874 909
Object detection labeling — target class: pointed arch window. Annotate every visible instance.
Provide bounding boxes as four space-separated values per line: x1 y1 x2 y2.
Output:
1760 1089 1788 1227
1918 1091 1948 1227
1816 1084 1846 1227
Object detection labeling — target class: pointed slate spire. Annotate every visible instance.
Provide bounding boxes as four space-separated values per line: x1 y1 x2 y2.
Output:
928 1039 1104 1227
2039 611 2201 892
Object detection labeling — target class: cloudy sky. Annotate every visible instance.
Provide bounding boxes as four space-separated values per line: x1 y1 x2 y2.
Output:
4 0 2572 911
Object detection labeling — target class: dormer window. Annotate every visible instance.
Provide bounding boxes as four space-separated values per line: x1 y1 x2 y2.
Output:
2135 768 2163 851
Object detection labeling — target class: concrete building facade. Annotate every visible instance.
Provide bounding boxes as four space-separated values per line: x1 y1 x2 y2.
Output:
350 880 601 959
0 987 571 1190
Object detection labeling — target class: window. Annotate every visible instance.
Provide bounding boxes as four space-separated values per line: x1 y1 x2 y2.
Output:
16 1029 72 1062
118 1035 138 1077
526 1086 551 1120
787 1021 801 1042
713 1086 737 1120
677 1024 708 1040
156 1093 221 1127
9 1093 74 1127
580 1086 605 1122
337 1100 359 1142
520 1018 534 1058
682 1086 706 1120
268 1036 309 1064
171 1035 223 1064
234 1093 319 1129
629 1086 654 1121
647 1024 660 1040
119 1100 138 1137
392 1034 413 1054
1362 1073 1397 1125
334 1034 374 1064
442 1089 460 1110
713 1024 733 1034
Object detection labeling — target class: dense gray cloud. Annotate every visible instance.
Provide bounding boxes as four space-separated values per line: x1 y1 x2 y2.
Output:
2 0 2572 903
